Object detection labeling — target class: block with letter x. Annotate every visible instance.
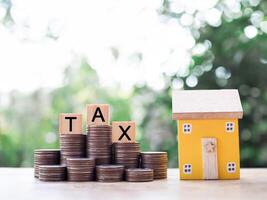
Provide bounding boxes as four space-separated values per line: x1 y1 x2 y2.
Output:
112 121 136 143
86 104 110 125
59 113 83 134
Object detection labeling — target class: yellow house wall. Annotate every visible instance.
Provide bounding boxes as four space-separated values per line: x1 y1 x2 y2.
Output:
177 119 240 180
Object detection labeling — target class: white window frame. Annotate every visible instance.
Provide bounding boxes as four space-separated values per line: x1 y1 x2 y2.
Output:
227 162 236 173
183 123 192 134
226 122 235 133
183 164 192 174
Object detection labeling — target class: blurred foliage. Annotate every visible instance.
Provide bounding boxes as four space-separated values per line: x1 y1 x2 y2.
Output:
0 61 134 167
1 0 267 167
0 59 177 167
161 0 267 167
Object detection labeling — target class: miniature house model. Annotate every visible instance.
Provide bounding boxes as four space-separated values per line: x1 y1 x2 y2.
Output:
172 89 243 180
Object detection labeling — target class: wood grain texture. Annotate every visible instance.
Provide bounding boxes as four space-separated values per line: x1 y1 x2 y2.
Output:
172 89 243 119
172 112 243 120
201 138 218 180
0 168 267 200
112 121 136 143
59 113 83 134
86 104 110 125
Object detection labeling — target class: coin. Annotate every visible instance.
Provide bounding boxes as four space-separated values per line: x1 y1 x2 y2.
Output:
96 165 124 182
125 168 154 182
112 143 140 168
38 165 67 181
87 125 112 165
66 158 95 181
140 152 168 179
60 134 86 165
34 149 60 178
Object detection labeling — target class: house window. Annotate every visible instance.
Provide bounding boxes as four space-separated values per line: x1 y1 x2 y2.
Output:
226 122 234 132
183 123 192 134
227 162 236 173
183 164 192 174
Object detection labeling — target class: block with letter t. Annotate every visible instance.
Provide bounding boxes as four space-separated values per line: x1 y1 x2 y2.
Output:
59 113 83 134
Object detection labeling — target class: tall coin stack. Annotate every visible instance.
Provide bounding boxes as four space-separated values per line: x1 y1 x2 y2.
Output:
66 158 95 181
112 143 140 168
34 149 60 178
140 152 168 179
87 125 112 165
60 134 86 165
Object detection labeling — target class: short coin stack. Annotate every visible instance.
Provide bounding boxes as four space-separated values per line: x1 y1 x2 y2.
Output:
87 125 112 165
125 168 154 182
39 165 67 181
141 152 168 179
112 143 140 168
66 158 95 181
96 165 124 182
60 134 86 165
34 149 60 178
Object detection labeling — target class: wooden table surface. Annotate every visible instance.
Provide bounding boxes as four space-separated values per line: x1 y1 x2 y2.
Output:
0 168 266 199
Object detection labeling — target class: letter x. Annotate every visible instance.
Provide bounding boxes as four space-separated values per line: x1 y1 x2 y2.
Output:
118 125 131 141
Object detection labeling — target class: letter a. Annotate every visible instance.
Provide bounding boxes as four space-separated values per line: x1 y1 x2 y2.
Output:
92 107 105 122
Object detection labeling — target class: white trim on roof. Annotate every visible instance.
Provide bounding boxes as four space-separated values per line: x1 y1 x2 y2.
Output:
172 89 243 120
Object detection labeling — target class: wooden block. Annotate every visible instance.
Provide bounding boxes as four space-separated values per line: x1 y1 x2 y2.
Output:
112 121 136 143
86 104 110 125
59 113 83 134
201 138 218 180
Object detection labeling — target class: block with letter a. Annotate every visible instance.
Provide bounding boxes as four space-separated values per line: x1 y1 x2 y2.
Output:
86 104 110 125
59 113 83 134
112 121 136 143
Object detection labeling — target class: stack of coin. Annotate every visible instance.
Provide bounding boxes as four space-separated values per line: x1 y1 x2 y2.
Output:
66 158 95 181
125 168 154 182
60 134 86 165
140 152 168 179
34 149 60 178
96 165 124 182
87 125 112 165
112 143 140 168
39 165 67 181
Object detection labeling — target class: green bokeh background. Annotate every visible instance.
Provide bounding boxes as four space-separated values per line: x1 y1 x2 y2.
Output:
1 0 267 167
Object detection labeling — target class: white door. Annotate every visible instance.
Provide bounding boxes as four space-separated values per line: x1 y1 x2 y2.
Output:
201 138 218 180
